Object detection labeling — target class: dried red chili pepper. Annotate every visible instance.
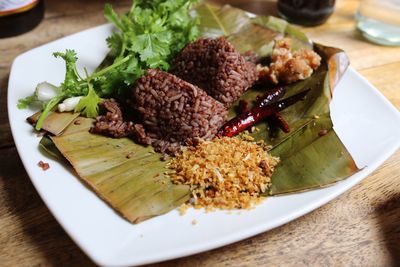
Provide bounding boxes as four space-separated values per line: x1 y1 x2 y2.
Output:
269 111 290 133
256 86 289 133
218 89 310 137
256 86 286 107
238 100 249 113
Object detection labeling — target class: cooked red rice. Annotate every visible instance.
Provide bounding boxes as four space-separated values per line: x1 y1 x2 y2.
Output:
91 99 134 138
131 69 228 154
171 37 258 107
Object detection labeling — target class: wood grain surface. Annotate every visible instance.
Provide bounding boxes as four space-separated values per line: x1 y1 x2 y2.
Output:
1 0 400 266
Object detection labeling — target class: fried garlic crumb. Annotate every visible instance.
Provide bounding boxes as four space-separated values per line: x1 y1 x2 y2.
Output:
178 203 190 216
169 137 279 210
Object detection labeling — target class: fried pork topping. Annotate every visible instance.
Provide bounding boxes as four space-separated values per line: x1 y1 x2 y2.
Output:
258 38 321 84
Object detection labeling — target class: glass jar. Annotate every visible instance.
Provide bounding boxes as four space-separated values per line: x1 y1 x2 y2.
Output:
356 0 400 46
277 0 336 26
0 0 45 38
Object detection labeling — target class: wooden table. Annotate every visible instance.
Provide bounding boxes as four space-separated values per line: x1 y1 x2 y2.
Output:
1 0 399 266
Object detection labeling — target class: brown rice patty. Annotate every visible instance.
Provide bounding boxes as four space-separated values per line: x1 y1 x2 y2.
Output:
132 69 228 154
171 37 258 107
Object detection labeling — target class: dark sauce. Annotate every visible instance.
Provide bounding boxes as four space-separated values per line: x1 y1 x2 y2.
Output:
0 0 45 38
277 0 335 26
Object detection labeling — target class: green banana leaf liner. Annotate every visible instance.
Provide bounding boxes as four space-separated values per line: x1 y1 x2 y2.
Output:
50 117 190 223
36 3 358 223
197 3 358 194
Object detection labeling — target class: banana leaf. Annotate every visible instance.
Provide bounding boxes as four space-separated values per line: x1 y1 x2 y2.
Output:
39 135 64 159
34 3 359 222
28 111 80 135
196 3 252 38
196 3 358 194
49 118 189 223
196 3 312 56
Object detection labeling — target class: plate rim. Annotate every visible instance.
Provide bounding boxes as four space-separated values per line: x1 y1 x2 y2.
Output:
7 24 400 267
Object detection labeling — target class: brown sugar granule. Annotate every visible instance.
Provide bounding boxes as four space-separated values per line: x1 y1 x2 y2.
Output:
168 137 279 210
38 160 50 171
258 38 321 84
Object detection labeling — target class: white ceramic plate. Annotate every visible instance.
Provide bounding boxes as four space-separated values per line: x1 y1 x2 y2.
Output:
7 24 400 267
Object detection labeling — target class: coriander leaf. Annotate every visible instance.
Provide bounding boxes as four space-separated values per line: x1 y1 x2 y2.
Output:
106 33 124 58
92 55 134 96
104 4 125 31
17 94 36 109
166 1 192 27
21 0 200 129
146 56 169 69
35 50 86 130
188 20 200 41
131 32 172 65
105 0 199 74
75 83 101 118
121 56 144 85
53 50 83 95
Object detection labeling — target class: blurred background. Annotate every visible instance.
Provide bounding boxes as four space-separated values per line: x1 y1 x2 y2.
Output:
1 1 399 266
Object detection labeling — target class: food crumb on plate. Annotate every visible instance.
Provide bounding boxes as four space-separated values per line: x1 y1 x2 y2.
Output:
191 219 198 225
38 160 50 171
178 203 190 215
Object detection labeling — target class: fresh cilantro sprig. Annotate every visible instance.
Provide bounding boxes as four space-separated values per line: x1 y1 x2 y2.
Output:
26 50 100 130
19 0 199 130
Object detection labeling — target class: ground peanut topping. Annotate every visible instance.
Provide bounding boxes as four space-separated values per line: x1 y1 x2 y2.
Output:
168 137 279 210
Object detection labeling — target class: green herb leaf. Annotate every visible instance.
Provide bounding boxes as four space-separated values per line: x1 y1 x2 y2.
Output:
101 0 199 92
20 0 199 128
53 50 82 95
17 94 36 109
35 50 84 130
104 4 125 31
74 83 101 118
